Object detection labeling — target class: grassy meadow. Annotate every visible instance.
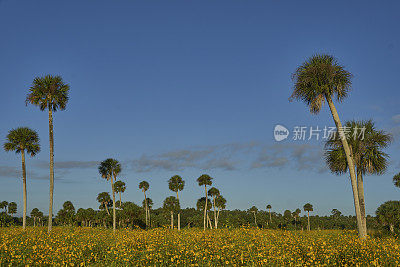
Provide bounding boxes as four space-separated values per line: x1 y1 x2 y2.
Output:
1 227 399 266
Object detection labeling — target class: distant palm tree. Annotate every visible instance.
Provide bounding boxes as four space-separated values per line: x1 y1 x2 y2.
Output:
214 195 226 228
114 180 126 208
139 181 150 228
291 54 365 238
97 192 111 216
8 202 17 216
98 159 121 233
31 208 40 227
4 127 40 230
266 204 272 224
0 201 8 213
393 173 400 188
325 120 391 236
197 174 213 230
26 74 69 233
208 187 220 229
249 206 258 227
168 175 185 230
163 196 180 229
293 208 301 228
303 203 313 231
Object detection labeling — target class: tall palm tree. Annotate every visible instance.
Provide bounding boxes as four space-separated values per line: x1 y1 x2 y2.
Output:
4 127 40 230
168 175 185 230
97 192 111 216
98 158 121 233
26 74 69 233
139 181 150 228
208 187 220 229
163 196 180 229
114 180 126 208
325 120 391 236
266 204 272 224
197 174 213 230
303 203 313 231
249 206 258 227
290 54 365 238
393 173 400 188
214 195 226 228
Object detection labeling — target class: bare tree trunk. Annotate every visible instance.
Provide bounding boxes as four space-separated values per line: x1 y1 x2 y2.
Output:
326 96 366 239
48 108 54 233
307 211 310 231
171 211 173 229
111 174 116 233
119 191 122 208
203 185 207 231
21 149 27 230
357 171 367 237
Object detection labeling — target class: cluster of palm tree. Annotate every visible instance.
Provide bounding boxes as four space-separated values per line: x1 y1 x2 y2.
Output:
291 54 392 239
3 75 69 232
0 201 17 215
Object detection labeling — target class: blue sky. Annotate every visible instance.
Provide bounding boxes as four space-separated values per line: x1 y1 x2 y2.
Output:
0 0 399 216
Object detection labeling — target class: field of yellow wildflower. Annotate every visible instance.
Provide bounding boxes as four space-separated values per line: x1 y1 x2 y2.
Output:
0 227 399 266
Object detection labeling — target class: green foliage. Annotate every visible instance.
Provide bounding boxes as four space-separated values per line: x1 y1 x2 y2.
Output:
98 159 121 181
393 173 400 188
7 202 17 215
163 196 180 213
304 203 313 212
114 181 126 193
376 201 400 232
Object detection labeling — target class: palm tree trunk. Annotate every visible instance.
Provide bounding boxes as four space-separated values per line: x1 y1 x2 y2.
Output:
176 192 180 231
326 96 366 239
357 170 367 235
269 210 272 224
119 191 122 208
207 213 213 229
307 211 310 231
213 197 217 229
216 208 220 228
111 174 116 233
171 211 173 229
104 203 110 215
21 149 27 230
203 185 207 231
48 108 55 233
143 191 148 228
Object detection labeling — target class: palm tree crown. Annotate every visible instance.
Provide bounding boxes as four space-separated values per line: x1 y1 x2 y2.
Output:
98 159 121 180
26 75 69 111
393 173 400 188
197 174 213 186
304 203 313 212
168 175 185 192
163 196 180 212
139 181 149 192
290 54 352 114
325 120 391 175
4 127 40 156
